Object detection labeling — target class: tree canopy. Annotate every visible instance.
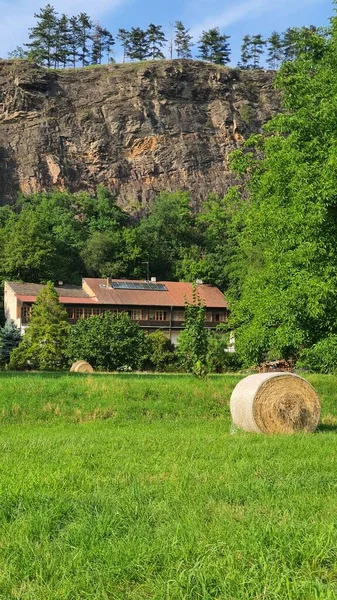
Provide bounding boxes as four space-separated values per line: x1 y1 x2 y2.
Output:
228 8 337 365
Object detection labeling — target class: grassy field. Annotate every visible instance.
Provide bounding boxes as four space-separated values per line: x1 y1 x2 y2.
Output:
0 372 337 599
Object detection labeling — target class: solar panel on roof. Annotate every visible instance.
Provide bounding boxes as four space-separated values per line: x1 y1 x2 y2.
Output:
111 281 167 291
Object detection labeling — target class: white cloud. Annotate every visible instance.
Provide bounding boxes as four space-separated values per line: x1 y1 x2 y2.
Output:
0 0 126 57
190 0 324 38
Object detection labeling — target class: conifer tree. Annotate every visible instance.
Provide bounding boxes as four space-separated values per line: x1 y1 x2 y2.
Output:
25 4 59 67
239 34 253 68
9 282 70 371
147 24 167 59
174 21 193 58
55 14 71 68
117 28 131 62
0 319 21 368
250 34 266 68
78 12 93 67
282 27 299 61
69 15 81 67
198 28 231 65
266 31 283 70
127 27 150 61
177 288 209 375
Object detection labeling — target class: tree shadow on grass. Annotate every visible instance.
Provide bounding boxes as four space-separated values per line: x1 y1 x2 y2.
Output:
317 423 337 433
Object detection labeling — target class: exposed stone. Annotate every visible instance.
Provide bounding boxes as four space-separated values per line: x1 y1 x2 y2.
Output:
0 59 281 210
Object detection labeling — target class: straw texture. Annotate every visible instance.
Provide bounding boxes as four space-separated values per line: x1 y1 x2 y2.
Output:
230 373 320 434
70 361 94 373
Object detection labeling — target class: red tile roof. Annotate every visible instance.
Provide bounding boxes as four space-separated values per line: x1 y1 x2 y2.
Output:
7 279 227 309
83 278 227 308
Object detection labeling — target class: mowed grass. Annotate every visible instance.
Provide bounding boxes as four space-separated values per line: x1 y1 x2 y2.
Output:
0 373 337 599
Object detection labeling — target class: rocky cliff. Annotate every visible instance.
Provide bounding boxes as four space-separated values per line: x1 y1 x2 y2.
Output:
0 59 280 209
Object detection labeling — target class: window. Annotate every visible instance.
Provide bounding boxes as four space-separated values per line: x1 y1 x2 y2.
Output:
75 307 84 320
149 310 167 321
65 306 75 320
92 308 102 316
22 304 32 323
213 311 226 323
206 311 213 322
133 309 142 320
174 310 185 321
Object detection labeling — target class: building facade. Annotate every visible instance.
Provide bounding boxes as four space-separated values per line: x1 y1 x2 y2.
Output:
4 278 228 345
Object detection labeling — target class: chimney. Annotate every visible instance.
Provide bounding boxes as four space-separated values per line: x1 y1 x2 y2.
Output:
196 279 203 285
106 277 111 287
151 277 157 283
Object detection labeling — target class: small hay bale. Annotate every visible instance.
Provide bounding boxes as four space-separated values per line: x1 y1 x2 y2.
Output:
70 360 94 374
230 372 320 434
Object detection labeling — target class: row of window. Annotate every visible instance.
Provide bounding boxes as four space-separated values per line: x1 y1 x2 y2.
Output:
22 305 227 323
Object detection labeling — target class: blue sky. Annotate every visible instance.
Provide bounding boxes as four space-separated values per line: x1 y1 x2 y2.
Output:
0 0 333 65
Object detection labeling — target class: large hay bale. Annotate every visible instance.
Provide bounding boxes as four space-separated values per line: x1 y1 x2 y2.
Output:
70 360 94 374
230 373 320 434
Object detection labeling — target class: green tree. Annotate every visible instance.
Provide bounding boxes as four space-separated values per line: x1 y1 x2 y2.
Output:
250 34 266 68
68 312 146 371
117 28 131 62
136 191 198 281
198 28 231 64
8 46 29 60
91 24 114 64
228 15 337 366
9 282 69 370
55 14 71 68
143 331 175 371
267 31 283 70
25 4 59 67
0 319 21 368
239 34 253 69
127 28 150 61
147 24 166 59
78 12 93 67
177 289 209 374
69 15 81 67
174 21 193 58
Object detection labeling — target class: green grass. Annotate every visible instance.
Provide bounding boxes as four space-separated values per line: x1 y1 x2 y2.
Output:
0 372 337 599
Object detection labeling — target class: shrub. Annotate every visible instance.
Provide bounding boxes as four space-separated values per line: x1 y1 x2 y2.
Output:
0 319 21 368
143 331 175 371
176 289 209 375
68 311 146 371
297 335 337 374
207 333 242 372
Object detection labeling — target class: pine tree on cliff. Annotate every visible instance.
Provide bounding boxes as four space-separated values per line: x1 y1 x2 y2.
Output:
174 21 193 58
250 34 266 68
69 15 81 67
266 31 283 70
239 34 253 68
91 24 115 64
127 28 151 61
25 3 59 67
198 28 231 65
78 12 93 67
147 24 167 59
117 28 132 63
55 14 72 68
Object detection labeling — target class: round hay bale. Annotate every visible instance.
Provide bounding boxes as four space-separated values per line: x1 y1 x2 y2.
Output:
230 372 320 434
70 360 94 374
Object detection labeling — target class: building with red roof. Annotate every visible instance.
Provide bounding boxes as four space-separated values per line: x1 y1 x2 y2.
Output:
4 278 228 345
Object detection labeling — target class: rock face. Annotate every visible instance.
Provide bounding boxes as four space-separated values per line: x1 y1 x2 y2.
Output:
0 59 280 209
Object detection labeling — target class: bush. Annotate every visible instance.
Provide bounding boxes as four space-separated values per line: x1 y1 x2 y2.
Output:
68 311 146 371
297 335 337 374
143 331 176 371
207 333 242 372
0 319 21 368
